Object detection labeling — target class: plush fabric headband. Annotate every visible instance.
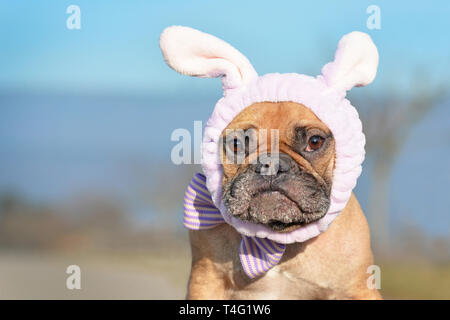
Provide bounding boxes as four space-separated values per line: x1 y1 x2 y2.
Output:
160 26 378 277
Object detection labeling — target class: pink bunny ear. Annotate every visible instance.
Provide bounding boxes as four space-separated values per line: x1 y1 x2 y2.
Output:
321 31 379 93
159 26 258 92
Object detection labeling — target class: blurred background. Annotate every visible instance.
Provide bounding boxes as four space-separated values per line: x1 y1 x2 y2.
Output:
0 0 449 299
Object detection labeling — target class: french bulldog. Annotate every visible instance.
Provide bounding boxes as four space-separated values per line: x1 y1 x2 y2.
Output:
187 102 381 299
159 26 381 299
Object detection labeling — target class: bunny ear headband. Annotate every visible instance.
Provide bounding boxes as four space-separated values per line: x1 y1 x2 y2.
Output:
160 26 378 277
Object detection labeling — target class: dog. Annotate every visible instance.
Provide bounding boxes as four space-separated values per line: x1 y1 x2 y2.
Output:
187 102 381 299
160 26 381 299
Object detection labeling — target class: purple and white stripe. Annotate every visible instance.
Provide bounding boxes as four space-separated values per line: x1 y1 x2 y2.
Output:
183 173 223 230
239 236 286 278
183 173 286 278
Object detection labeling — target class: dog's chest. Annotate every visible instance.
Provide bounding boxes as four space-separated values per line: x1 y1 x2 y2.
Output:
225 241 349 300
228 266 339 300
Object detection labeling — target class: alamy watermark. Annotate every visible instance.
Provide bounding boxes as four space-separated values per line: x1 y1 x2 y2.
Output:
366 264 381 289
366 5 381 30
170 121 281 175
66 265 81 290
66 5 81 30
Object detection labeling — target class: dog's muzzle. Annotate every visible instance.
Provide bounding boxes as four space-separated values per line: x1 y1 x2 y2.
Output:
223 153 331 232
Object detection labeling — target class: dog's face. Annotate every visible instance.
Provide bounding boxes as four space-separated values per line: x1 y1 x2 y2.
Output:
221 102 335 233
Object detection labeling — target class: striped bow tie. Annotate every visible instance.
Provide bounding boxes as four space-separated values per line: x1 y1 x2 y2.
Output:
184 173 286 279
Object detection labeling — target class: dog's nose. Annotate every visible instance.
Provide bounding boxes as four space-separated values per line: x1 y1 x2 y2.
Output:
254 153 292 176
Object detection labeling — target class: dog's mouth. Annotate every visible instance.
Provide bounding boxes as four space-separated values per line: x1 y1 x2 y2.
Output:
222 168 331 233
266 220 303 232
246 190 306 232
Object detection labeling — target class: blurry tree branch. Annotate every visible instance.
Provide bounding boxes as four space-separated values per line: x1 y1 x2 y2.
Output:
355 70 448 253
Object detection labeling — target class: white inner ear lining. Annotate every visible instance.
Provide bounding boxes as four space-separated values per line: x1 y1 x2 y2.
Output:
159 26 258 90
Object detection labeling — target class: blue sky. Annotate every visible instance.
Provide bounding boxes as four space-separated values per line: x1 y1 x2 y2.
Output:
0 1 449 237
0 1 449 95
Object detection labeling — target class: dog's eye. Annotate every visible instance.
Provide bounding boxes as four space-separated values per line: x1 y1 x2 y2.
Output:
222 129 257 163
306 135 324 152
232 138 242 153
224 136 245 155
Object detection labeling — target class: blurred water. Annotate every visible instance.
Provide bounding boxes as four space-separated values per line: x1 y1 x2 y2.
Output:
0 92 449 237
